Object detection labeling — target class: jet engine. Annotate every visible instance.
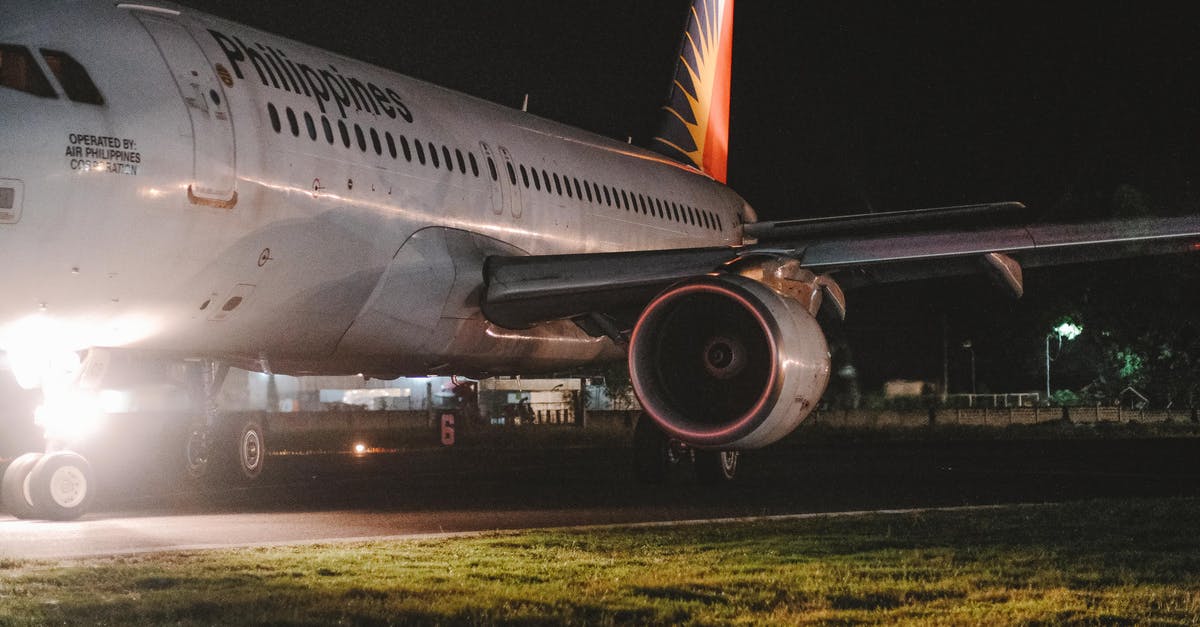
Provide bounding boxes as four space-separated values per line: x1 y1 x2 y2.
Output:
629 274 830 449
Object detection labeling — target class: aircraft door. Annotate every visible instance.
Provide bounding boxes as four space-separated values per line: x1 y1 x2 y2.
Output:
498 146 522 219
134 13 238 208
478 142 505 216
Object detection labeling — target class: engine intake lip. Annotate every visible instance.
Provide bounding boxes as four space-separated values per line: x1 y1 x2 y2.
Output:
629 276 783 446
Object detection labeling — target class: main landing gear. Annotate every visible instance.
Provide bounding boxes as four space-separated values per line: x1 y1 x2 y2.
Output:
175 361 267 485
632 414 740 484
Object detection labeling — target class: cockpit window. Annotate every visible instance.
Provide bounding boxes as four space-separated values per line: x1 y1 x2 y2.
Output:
40 50 104 105
0 45 55 98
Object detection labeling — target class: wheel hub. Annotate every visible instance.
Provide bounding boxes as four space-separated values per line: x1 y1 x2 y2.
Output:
241 429 262 471
48 466 87 508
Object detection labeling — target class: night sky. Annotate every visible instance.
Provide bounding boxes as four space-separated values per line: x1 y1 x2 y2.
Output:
177 1 1200 395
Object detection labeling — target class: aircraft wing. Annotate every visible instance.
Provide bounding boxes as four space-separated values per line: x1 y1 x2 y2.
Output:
482 211 1200 331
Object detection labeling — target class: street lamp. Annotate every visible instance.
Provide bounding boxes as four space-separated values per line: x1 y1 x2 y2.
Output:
961 340 976 395
1045 320 1083 402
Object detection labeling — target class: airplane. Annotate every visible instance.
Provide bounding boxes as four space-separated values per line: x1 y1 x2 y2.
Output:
1 0 1198 520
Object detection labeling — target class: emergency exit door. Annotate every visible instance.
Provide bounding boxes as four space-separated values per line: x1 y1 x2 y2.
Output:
134 12 238 207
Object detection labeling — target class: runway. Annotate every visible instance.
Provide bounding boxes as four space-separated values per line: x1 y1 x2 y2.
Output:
3 434 1198 560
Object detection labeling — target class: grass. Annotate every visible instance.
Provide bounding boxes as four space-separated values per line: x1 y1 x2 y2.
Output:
2 498 1200 625
787 418 1200 445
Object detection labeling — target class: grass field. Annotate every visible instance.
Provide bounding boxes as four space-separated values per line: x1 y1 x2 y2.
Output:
2 498 1199 625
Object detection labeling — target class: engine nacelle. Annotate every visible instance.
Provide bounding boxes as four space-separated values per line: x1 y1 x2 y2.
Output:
629 274 830 449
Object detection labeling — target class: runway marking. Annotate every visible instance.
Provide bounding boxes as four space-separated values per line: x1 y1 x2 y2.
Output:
8 502 1024 561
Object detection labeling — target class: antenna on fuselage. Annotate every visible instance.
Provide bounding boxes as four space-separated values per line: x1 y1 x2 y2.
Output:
521 93 529 112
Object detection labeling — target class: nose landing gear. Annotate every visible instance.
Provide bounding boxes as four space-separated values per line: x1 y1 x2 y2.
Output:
2 450 95 521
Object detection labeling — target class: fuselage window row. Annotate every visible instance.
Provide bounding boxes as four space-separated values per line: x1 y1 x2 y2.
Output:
506 159 723 231
263 104 723 232
267 103 492 181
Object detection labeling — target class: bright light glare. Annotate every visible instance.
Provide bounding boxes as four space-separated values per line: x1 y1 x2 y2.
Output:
7 346 80 390
98 389 132 414
354 443 367 455
1054 322 1083 341
35 390 105 443
1 313 162 391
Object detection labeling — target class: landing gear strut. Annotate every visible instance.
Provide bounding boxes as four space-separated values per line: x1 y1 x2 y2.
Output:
632 414 740 484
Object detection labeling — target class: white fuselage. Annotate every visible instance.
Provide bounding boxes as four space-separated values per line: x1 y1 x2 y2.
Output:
0 1 748 378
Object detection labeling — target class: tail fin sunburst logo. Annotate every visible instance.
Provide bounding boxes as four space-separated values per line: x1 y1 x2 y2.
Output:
651 0 734 183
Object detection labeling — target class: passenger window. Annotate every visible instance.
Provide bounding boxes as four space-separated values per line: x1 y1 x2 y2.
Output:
603 186 612 206
520 164 531 188
304 111 317 141
415 140 426 165
552 173 563 195
487 157 498 181
456 150 467 174
400 135 412 161
354 124 367 152
267 103 281 133
321 117 334 144
542 171 552 193
338 120 351 148
574 179 583 200
564 176 573 198
506 162 517 185
40 50 103 104
468 152 480 177
531 168 541 191
442 146 453 172
428 142 439 168
285 107 299 136
370 128 382 155
620 190 629 210
584 180 593 203
386 132 397 158
0 45 55 98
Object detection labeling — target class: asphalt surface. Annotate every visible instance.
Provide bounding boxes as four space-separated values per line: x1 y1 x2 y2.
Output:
2 432 1199 560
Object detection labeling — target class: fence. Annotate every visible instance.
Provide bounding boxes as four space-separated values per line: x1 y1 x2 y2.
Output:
810 406 1199 429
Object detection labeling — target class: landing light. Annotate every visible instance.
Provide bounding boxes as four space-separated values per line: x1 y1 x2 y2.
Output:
35 390 105 443
354 443 367 455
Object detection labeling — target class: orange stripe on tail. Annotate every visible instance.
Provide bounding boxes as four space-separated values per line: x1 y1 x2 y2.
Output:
651 0 735 183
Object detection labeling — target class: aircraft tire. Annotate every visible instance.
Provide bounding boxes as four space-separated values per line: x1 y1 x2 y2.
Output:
694 450 740 485
182 425 212 481
27 451 94 521
226 419 267 482
1 453 44 519
632 415 671 484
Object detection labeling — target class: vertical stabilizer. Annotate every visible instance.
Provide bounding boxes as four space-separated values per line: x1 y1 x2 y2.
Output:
651 0 735 183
